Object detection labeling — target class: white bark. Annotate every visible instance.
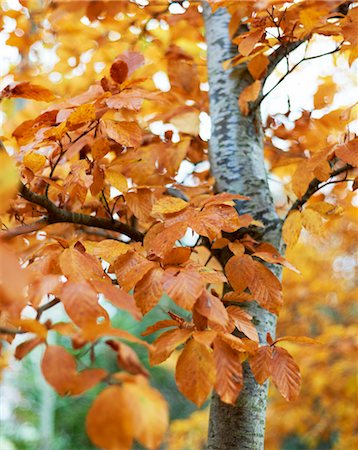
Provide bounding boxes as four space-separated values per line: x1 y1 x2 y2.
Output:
203 4 282 449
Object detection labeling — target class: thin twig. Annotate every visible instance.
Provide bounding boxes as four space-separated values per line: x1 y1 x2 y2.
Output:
36 298 61 320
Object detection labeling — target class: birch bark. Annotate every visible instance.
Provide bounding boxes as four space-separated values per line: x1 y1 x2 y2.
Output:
203 4 282 449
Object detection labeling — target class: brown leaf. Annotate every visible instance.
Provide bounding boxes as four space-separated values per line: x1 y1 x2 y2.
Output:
110 60 128 84
175 339 216 406
334 139 358 167
106 340 148 377
238 80 261 115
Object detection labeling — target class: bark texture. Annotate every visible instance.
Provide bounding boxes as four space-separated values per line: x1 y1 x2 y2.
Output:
203 4 282 449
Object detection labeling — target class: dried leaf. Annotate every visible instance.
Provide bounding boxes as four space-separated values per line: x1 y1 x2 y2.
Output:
150 327 193 365
271 346 301 401
282 211 302 248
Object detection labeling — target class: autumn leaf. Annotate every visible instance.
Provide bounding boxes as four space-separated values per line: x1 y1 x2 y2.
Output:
114 251 157 292
238 80 261 115
301 208 323 235
106 340 148 377
122 380 169 449
59 247 105 282
106 169 128 193
23 152 46 173
175 339 216 406
67 104 96 128
1 82 55 102
150 327 193 365
334 139 358 167
248 261 283 314
102 119 143 148
249 345 273 384
238 29 264 56
194 290 229 328
271 346 301 401
213 337 243 404
86 386 135 450
151 196 188 216
282 211 303 248
110 60 129 84
225 254 255 292
0 152 19 214
163 267 204 310
227 306 259 342
248 53 269 80
134 267 164 314
41 345 107 396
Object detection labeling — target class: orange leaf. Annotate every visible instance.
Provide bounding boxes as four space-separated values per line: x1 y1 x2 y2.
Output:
84 239 130 265
15 337 43 360
271 346 301 401
248 53 269 80
106 340 148 377
102 119 142 148
213 337 243 404
151 196 188 216
227 306 259 342
61 281 109 327
301 208 323 235
249 345 273 384
1 82 55 102
163 267 204 310
134 267 164 315
274 336 320 345
194 290 229 328
225 254 255 292
122 380 169 450
238 29 264 56
248 261 283 314
141 320 178 337
149 327 193 365
175 339 216 407
86 386 134 450
334 139 358 167
238 80 261 115
59 247 105 282
114 251 157 292
91 279 141 320
41 345 106 396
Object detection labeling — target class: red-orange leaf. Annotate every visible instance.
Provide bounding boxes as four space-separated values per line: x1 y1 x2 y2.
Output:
175 339 216 407
110 60 128 84
114 251 157 292
1 82 55 102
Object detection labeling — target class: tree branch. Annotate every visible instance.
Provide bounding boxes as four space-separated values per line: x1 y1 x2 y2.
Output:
1 218 49 240
9 183 144 242
36 298 61 320
288 164 353 215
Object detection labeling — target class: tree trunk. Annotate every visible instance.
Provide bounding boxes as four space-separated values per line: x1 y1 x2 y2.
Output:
203 4 282 449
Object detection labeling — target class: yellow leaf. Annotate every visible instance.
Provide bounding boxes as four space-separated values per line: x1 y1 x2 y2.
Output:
151 196 188 216
170 110 200 136
106 169 128 193
23 152 46 173
301 208 323 235
67 103 96 128
103 119 143 148
282 211 302 248
84 239 130 264
0 151 19 214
